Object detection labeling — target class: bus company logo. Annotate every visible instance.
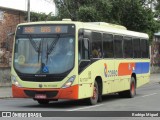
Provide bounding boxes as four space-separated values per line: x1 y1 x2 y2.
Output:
104 63 108 77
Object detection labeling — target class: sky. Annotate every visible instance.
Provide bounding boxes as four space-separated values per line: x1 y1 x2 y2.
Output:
0 0 55 15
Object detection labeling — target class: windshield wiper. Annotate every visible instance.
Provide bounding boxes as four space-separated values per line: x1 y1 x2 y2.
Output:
28 35 41 62
29 35 38 52
38 41 41 62
46 35 60 63
46 43 49 63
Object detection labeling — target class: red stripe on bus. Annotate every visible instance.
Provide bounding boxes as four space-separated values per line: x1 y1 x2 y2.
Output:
12 84 79 100
118 63 135 76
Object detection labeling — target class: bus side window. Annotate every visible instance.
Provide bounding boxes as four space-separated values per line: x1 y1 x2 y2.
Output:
123 37 133 58
114 35 123 58
103 34 114 58
141 39 149 58
78 38 89 62
78 40 82 62
82 38 89 59
133 38 141 58
92 32 102 58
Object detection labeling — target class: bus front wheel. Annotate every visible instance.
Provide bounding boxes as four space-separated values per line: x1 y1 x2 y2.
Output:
88 81 99 105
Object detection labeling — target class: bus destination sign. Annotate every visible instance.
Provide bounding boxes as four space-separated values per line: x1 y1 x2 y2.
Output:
21 26 68 34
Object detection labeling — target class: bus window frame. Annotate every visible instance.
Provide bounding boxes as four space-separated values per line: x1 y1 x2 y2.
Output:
133 37 141 59
91 31 103 59
102 33 114 59
113 35 123 59
123 36 133 59
140 39 149 59
78 37 91 73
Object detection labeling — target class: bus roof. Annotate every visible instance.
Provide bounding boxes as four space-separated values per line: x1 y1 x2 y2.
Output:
18 20 149 39
82 22 148 39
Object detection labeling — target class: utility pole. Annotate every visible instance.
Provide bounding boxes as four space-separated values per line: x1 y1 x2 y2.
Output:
27 0 30 22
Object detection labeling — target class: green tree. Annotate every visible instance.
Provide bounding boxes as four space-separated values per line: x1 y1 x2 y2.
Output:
25 12 58 22
54 0 160 41
54 0 112 21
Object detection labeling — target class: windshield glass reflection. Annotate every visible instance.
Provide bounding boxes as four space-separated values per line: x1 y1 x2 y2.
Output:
14 36 75 74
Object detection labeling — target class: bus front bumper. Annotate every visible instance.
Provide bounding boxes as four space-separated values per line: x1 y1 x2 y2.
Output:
12 84 78 100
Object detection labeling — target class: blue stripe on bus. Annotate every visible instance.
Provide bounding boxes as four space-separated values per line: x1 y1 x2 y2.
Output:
134 62 150 74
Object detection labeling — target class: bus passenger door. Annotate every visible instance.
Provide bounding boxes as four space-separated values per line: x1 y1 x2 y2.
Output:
78 38 93 99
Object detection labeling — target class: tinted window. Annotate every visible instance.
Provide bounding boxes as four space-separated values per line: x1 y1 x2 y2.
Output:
114 35 123 58
92 32 102 58
133 38 141 58
141 39 149 58
103 34 114 58
78 39 89 61
78 40 82 62
123 37 133 58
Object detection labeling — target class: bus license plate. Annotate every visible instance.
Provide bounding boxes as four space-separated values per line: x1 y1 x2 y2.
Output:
35 94 47 99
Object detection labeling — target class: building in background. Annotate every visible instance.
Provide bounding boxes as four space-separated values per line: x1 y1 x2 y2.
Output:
151 32 160 73
0 0 55 15
0 6 25 67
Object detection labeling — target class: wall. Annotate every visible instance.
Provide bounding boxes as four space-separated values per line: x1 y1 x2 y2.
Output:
0 7 25 67
0 8 25 86
0 67 11 86
150 36 160 73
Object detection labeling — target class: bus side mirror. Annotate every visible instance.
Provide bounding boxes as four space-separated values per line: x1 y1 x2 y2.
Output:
83 38 89 50
78 29 84 36
78 29 84 41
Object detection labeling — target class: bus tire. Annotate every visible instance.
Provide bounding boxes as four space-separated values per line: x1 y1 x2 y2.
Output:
88 81 99 105
119 77 136 98
37 100 49 105
97 81 102 102
128 77 136 98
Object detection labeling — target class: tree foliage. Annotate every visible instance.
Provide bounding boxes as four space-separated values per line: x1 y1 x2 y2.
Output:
53 0 160 41
110 0 159 41
25 12 58 22
54 0 112 21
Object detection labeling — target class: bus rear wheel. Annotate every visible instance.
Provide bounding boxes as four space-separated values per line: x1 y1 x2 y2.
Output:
37 100 49 105
128 77 136 98
119 77 136 98
88 81 99 105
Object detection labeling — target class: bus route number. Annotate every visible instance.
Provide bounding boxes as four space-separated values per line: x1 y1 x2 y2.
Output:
41 27 51 33
24 27 35 33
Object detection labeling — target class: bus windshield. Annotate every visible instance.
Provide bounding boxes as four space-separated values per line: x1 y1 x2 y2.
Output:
14 35 75 74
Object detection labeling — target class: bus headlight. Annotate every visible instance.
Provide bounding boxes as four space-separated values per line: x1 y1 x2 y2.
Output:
11 75 22 87
62 75 76 88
